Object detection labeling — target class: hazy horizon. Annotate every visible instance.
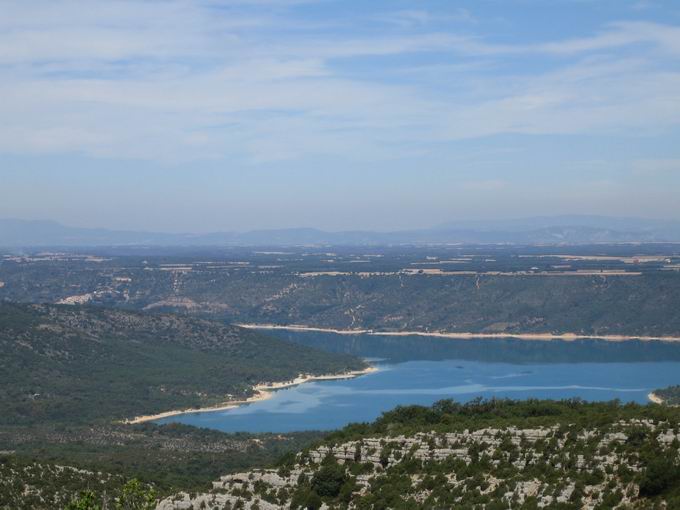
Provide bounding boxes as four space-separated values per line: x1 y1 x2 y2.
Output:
4 213 680 236
2 0 680 232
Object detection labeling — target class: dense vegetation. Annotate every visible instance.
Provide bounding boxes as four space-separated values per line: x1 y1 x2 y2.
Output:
0 303 363 505
322 397 680 443
0 302 365 425
2 422 325 491
2 246 680 337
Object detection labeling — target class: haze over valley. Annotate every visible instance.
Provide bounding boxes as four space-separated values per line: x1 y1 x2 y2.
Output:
3 215 680 247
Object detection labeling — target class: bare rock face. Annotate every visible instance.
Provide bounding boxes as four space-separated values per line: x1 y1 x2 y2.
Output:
156 420 680 509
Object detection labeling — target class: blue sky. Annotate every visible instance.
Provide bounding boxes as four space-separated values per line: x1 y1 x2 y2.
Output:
1 0 680 232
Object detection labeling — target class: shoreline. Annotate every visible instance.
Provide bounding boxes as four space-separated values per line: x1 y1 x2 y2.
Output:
123 366 377 425
237 323 680 343
648 392 665 405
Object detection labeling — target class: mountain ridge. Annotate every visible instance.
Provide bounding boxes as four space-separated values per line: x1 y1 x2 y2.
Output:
2 215 680 247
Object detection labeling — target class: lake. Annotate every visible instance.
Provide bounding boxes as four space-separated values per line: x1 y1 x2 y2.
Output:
155 331 680 433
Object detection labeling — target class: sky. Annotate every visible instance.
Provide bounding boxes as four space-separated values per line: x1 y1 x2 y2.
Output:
1 0 680 233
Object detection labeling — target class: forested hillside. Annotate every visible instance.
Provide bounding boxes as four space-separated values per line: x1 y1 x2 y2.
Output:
0 303 365 504
3 248 680 337
0 303 365 425
198 272 680 336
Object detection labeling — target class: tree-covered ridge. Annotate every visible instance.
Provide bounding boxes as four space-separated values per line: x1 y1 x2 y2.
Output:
0 302 366 425
0 303 357 505
159 399 680 509
3 248 680 337
322 398 680 442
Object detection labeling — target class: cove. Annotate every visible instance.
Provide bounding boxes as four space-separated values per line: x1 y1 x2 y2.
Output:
154 331 680 433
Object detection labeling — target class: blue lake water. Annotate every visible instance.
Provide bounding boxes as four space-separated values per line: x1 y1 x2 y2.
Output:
156 331 680 433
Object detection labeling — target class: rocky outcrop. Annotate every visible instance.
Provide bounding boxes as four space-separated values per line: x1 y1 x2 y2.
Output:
157 420 680 509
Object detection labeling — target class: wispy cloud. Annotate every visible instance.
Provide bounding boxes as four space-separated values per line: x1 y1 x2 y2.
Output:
533 21 680 55
0 1 679 164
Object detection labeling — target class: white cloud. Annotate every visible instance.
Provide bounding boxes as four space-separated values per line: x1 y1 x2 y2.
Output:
0 1 679 163
438 54 680 140
534 21 680 55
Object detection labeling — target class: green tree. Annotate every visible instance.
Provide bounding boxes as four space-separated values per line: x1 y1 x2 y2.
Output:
310 461 347 498
639 454 680 497
115 479 157 510
304 491 322 510
66 491 101 510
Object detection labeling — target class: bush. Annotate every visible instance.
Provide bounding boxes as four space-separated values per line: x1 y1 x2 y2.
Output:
639 455 680 497
304 491 322 510
310 461 347 498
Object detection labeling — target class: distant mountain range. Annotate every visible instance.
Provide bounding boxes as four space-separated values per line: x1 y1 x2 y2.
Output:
2 216 680 247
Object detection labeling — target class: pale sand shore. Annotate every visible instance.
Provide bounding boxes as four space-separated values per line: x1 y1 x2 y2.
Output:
648 392 665 405
237 323 373 335
237 323 680 343
123 366 377 425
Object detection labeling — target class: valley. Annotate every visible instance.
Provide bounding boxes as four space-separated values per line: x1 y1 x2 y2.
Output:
2 245 680 338
4 0 680 506
2 245 680 508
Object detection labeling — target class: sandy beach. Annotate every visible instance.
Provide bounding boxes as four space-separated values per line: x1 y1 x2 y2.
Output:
123 366 377 425
238 323 680 343
237 323 374 335
648 392 665 405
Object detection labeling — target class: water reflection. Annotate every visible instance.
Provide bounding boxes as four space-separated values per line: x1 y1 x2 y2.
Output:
268 330 680 364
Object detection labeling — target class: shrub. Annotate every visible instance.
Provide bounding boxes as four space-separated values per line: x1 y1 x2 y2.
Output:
310 462 347 498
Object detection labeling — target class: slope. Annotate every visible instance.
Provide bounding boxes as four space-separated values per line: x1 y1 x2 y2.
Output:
0 303 366 426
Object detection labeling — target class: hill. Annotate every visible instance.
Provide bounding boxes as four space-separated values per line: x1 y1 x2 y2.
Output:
2 248 680 338
159 399 680 509
0 303 366 425
0 303 366 502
